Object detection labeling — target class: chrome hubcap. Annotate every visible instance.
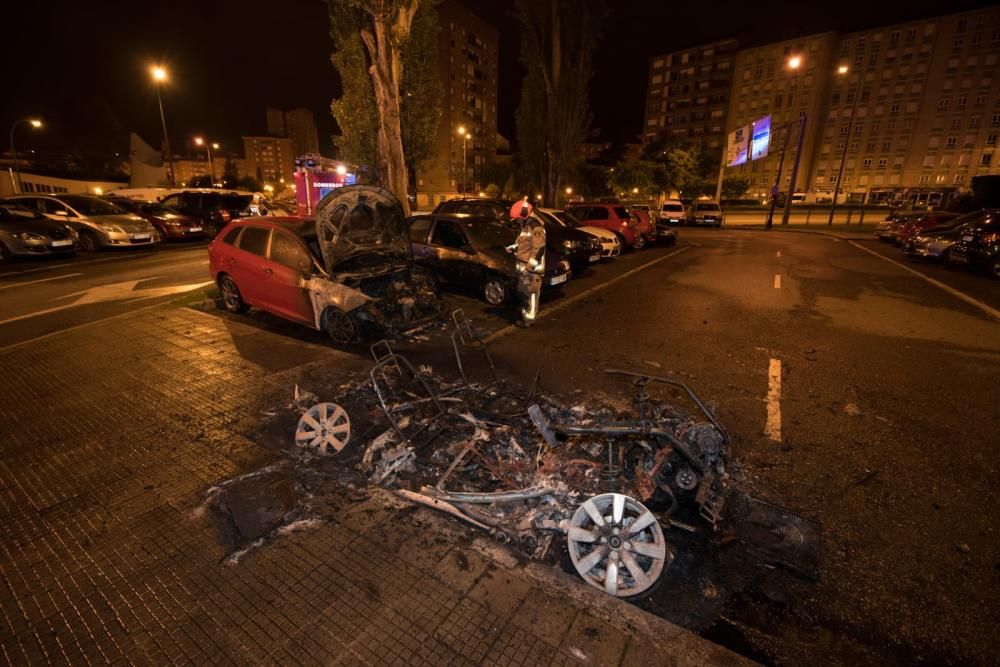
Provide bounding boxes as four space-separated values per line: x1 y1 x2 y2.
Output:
295 402 350 455
484 281 504 305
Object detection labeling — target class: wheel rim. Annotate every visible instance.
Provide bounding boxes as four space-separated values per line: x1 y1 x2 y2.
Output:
634 236 645 249
484 280 505 305
81 233 96 251
567 493 668 597
295 402 350 455
220 278 241 311
327 310 354 343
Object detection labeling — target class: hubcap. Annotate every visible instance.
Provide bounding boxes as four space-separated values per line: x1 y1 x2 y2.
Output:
295 402 350 455
327 311 354 343
221 280 240 309
484 281 504 305
567 493 668 597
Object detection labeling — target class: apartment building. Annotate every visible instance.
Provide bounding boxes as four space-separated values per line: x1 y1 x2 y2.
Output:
645 7 1000 206
415 0 499 207
242 136 295 185
644 39 739 152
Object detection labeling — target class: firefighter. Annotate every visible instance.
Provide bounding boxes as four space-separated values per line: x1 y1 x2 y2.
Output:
507 198 546 327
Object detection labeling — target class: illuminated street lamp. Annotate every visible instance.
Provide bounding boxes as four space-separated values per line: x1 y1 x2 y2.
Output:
457 125 468 194
565 187 573 195
150 64 175 186
632 187 640 194
194 137 219 186
8 118 42 194
829 64 863 225
766 54 808 229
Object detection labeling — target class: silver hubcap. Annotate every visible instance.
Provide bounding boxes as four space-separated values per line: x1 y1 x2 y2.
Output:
295 402 350 455
221 280 240 309
484 281 504 305
567 493 668 597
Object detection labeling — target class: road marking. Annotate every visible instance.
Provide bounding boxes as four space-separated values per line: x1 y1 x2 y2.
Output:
773 274 781 289
848 241 1000 321
0 273 83 291
484 245 692 343
0 252 159 277
765 358 782 441
776 251 781 258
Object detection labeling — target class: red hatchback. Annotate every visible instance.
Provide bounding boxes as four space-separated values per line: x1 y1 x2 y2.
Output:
208 186 443 344
895 211 960 246
565 203 653 249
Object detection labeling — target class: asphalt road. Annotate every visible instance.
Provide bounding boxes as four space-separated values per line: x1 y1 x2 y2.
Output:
2 227 998 665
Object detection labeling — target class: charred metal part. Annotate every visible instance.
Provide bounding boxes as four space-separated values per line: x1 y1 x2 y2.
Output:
424 487 557 504
527 404 559 447
667 518 698 533
300 276 371 330
734 495 822 580
675 466 699 491
369 340 448 450
435 439 479 491
567 493 669 598
395 489 493 532
295 403 351 455
451 309 500 387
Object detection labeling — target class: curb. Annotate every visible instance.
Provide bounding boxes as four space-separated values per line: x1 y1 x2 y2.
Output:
725 225 872 241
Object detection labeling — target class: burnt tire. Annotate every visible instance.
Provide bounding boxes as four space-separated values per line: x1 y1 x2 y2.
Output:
78 230 100 252
482 276 510 306
324 308 356 345
218 275 249 313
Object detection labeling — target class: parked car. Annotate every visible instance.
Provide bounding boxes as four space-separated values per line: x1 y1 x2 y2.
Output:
903 211 993 262
158 189 255 237
659 200 686 226
895 211 961 246
539 208 620 259
7 194 158 251
948 210 1000 278
686 200 724 227
627 206 658 247
875 213 922 242
104 196 205 241
208 186 444 344
408 214 571 306
0 200 78 262
565 203 650 249
432 197 514 222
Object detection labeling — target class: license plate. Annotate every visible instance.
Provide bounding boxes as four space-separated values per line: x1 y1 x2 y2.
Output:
50 239 73 247
589 254 600 262
549 274 568 285
131 234 151 241
189 227 203 233
962 235 973 242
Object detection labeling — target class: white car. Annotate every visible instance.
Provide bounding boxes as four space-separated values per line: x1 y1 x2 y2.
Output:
540 208 621 258
659 200 686 226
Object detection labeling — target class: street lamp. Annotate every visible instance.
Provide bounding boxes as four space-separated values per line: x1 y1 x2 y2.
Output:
194 137 219 186
456 125 468 194
150 64 175 187
632 187 640 194
8 118 42 194
766 55 808 229
829 64 863 225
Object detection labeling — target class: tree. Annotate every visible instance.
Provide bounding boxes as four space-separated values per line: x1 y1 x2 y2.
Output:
186 174 213 188
574 162 611 199
722 175 751 199
514 0 603 207
607 161 657 198
235 176 263 193
480 161 513 195
328 0 441 213
222 158 240 188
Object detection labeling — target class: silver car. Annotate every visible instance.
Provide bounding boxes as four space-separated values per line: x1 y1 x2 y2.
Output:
7 194 159 251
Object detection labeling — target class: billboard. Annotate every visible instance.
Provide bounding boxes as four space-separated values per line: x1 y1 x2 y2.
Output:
726 125 750 166
750 115 772 161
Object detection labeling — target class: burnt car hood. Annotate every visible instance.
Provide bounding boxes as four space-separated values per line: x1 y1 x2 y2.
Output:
315 185 411 272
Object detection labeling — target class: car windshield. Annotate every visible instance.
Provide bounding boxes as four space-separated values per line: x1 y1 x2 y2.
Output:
465 222 515 249
551 210 582 228
141 202 174 215
696 203 721 212
59 195 124 216
0 203 46 221
662 204 684 212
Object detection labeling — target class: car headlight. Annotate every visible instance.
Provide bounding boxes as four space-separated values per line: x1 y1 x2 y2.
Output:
14 232 47 241
98 223 122 233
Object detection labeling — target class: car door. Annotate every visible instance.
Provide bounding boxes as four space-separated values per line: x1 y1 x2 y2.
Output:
429 219 474 284
408 216 435 262
227 225 271 306
264 229 316 326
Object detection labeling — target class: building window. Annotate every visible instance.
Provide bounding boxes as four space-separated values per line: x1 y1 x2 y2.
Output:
987 134 997 145
862 159 872 169
918 175 930 183
877 158 887 169
954 174 965 184
981 153 993 166
946 136 957 147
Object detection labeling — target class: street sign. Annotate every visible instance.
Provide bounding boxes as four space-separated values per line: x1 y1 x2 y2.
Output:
727 125 750 166
751 115 771 161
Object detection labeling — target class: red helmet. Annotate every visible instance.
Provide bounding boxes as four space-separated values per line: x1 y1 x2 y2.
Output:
510 198 533 220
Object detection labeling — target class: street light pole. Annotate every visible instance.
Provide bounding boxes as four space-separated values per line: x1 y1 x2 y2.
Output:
8 118 42 194
456 126 468 194
781 114 808 226
828 66 863 225
765 122 790 230
194 138 219 186
151 66 174 187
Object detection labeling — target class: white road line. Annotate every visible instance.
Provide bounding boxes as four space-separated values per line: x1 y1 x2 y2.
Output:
773 274 781 289
848 241 1000 321
776 250 781 258
0 273 83 291
484 245 692 344
765 358 782 441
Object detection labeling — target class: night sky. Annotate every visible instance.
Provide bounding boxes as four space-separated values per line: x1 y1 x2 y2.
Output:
1 0 986 161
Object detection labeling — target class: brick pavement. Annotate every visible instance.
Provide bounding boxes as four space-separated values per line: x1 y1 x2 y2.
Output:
0 305 750 666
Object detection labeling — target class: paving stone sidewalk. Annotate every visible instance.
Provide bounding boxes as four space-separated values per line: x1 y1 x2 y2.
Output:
0 306 750 666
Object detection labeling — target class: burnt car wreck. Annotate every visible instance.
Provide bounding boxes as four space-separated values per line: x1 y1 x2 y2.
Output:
308 185 443 343
272 310 820 600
